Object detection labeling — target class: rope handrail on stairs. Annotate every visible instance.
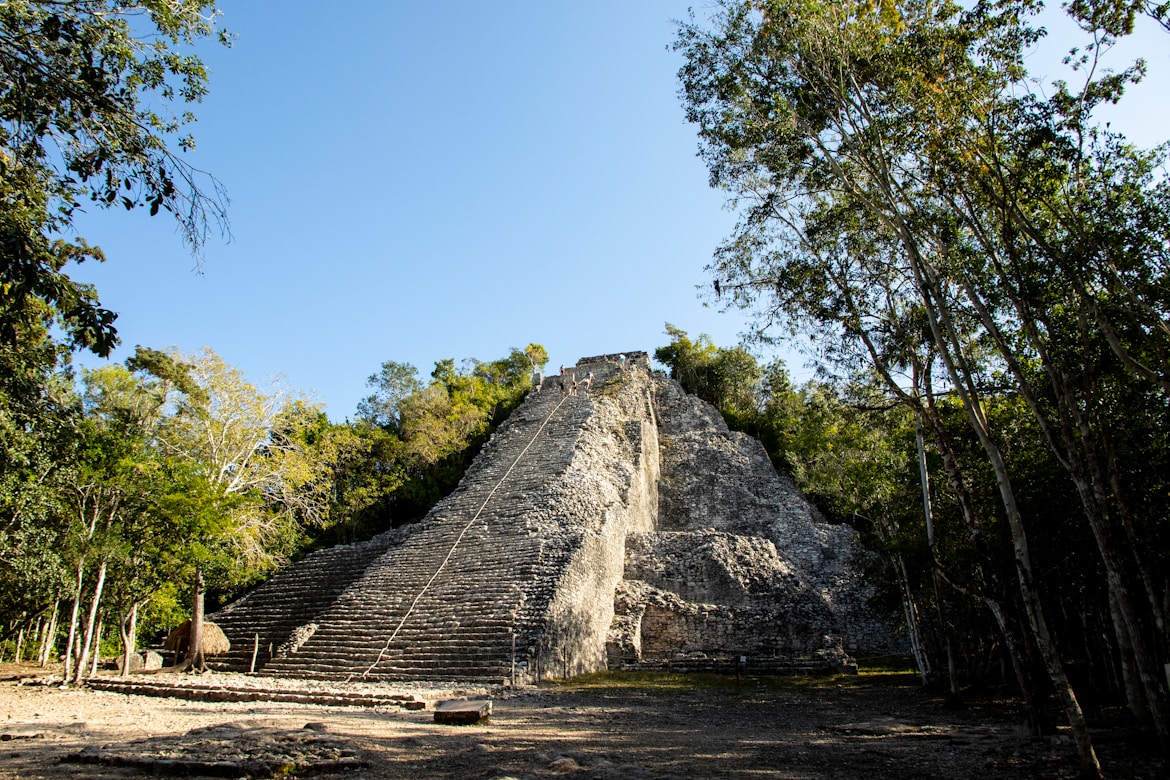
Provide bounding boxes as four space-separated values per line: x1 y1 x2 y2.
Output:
352 390 571 680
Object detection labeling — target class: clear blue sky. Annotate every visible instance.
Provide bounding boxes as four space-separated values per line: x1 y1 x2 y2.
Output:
67 3 1168 420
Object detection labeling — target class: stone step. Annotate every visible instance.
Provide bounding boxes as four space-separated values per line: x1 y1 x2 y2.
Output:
85 678 425 708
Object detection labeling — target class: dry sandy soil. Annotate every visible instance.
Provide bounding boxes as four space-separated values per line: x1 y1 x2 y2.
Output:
0 662 1163 779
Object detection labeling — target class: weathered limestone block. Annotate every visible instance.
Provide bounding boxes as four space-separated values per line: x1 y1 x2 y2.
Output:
114 650 168 673
608 577 845 664
274 623 317 658
434 699 492 725
608 375 904 668
624 530 807 606
116 653 143 673
611 528 854 665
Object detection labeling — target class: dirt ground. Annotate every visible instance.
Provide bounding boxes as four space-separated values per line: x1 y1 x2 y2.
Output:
0 662 1164 779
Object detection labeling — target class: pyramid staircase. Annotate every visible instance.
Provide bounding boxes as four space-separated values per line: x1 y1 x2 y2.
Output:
206 534 399 673
210 358 643 684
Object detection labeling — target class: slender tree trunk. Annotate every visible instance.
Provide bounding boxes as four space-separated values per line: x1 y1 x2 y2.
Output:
186 569 207 671
62 564 85 683
39 602 58 667
1110 586 1150 724
918 399 1035 707
120 602 140 678
30 616 45 665
89 612 104 677
913 256 1102 779
14 625 25 663
1102 430 1165 640
843 278 1037 706
31 616 44 665
990 437 1100 778
895 555 931 686
916 418 959 700
1073 466 1168 746
956 267 1169 750
73 560 107 685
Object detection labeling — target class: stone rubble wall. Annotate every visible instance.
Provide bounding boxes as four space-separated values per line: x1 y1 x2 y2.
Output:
605 375 904 669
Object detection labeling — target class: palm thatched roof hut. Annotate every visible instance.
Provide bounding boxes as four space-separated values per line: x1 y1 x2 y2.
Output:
163 620 231 656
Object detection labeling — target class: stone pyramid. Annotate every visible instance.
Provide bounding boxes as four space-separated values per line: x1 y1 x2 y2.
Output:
208 353 901 683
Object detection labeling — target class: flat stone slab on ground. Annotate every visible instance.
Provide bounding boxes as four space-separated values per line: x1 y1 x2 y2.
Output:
85 676 424 708
63 722 364 778
434 698 492 725
0 729 44 741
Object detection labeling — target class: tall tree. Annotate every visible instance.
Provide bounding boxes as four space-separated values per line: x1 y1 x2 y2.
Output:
154 348 328 669
76 354 196 677
671 0 1170 771
356 361 422 432
0 316 77 637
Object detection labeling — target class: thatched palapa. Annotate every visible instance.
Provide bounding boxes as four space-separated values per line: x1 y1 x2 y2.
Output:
164 620 231 656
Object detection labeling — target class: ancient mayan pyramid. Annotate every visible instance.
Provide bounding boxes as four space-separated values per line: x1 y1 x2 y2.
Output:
208 352 901 683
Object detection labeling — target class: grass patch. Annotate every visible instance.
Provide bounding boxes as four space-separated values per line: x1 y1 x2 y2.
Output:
847 657 923 687
858 655 919 674
545 670 745 691
541 660 921 693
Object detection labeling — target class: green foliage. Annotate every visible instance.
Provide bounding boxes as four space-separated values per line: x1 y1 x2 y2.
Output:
1 2 232 648
136 581 185 645
524 343 549 370
655 324 760 419
356 361 421 432
676 0 1170 754
330 344 547 538
0 317 78 632
0 0 230 356
0 343 355 659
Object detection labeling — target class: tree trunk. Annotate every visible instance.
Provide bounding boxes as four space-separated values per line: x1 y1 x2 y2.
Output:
960 269 1169 750
73 560 107 685
895 555 931 686
62 564 85 683
920 400 1035 706
913 256 1102 779
186 569 207 671
119 602 140 679
916 418 959 700
1110 587 1149 725
856 309 1038 708
31 615 45 666
89 612 104 677
29 616 45 665
848 289 1038 707
38 602 59 667
90 612 104 677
